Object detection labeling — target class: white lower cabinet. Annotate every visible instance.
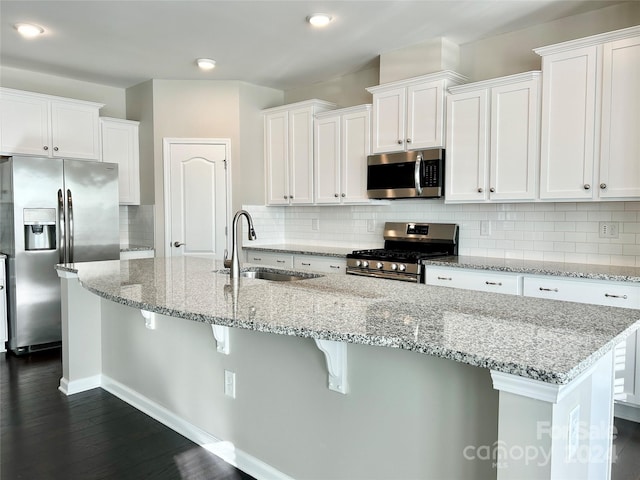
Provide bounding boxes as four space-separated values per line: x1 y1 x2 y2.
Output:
294 255 346 274
120 249 154 260
425 266 522 295
522 276 640 309
522 275 640 410
244 250 346 273
244 251 294 269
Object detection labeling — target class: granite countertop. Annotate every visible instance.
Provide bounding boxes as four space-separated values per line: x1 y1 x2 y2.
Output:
242 243 369 258
120 244 155 253
57 256 640 385
423 256 640 283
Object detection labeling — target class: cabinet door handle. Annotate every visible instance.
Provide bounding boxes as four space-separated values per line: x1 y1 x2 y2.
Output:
341 193 346 197
283 195 288 200
0 285 4 290
173 241 184 247
301 262 311 266
276 260 285 264
539 287 558 292
477 187 483 193
334 193 339 198
53 146 59 152
485 281 502 286
330 265 341 269
252 257 262 261
43 146 49 151
397 140 403 144
406 138 412 143
489 187 495 193
437 276 452 281
584 184 591 190
600 183 607 190
605 293 627 299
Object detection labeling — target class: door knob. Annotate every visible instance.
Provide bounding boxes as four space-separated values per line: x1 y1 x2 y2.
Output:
173 241 185 247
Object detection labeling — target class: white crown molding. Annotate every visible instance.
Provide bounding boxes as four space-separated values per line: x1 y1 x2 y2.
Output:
534 25 640 56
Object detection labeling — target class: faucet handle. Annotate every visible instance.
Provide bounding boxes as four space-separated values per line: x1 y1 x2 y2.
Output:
223 249 231 268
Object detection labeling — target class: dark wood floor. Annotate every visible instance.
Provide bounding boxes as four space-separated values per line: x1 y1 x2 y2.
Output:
1 349 255 480
2 350 640 480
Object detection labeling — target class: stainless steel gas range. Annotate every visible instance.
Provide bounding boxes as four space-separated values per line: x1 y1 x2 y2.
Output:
346 222 459 282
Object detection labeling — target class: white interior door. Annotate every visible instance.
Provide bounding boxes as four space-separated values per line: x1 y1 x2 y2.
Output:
164 140 229 259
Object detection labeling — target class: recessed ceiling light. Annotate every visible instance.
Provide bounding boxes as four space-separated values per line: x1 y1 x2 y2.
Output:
14 23 45 38
196 58 216 70
306 13 332 27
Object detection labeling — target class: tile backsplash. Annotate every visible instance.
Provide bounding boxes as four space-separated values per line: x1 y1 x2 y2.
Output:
119 205 154 247
244 201 640 267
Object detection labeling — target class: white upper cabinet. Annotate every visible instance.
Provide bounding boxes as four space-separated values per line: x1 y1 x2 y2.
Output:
264 100 336 206
599 34 640 199
367 71 467 154
100 117 140 205
535 25 640 201
445 72 540 203
0 88 103 160
314 105 371 204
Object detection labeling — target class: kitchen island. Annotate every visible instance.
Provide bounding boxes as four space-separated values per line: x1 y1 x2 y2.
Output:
57 256 640 480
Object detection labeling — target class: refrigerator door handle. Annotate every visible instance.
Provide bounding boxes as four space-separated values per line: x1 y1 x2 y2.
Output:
58 189 65 264
67 189 74 263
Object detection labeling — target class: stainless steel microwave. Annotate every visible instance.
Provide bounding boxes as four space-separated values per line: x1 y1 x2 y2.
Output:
366 149 444 199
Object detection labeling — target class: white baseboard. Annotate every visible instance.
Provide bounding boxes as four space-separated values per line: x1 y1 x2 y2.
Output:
58 375 102 395
101 375 293 480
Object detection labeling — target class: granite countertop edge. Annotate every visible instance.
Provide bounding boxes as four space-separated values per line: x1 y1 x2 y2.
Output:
57 259 640 386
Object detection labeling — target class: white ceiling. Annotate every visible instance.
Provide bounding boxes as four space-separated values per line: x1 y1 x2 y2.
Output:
0 0 628 91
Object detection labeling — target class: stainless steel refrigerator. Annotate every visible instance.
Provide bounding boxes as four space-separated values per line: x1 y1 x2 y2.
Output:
0 156 119 354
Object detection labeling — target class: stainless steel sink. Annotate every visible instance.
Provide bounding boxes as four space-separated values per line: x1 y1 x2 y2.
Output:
240 269 321 282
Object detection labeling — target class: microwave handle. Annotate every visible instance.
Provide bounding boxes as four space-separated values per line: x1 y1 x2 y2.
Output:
414 153 423 196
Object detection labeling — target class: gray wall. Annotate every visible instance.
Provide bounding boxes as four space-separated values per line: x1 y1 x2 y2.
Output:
0 65 126 118
127 79 281 256
101 299 499 480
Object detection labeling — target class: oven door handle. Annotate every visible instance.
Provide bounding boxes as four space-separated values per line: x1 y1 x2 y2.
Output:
414 152 423 196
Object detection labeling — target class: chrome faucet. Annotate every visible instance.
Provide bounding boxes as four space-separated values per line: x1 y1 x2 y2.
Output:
224 210 257 279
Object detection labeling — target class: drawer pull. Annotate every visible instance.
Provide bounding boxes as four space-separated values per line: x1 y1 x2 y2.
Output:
437 276 452 281
252 257 262 261
329 265 341 269
301 262 311 266
485 281 502 286
276 260 285 264
605 293 628 299
539 287 558 292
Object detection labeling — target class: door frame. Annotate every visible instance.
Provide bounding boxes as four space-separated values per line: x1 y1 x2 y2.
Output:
162 138 232 258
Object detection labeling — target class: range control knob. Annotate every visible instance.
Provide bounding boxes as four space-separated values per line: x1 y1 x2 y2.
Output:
398 264 407 272
355 260 362 267
391 263 398 271
376 262 384 269
362 261 369 268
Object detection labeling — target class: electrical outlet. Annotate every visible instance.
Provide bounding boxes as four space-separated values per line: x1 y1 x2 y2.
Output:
568 404 580 460
311 218 320 231
224 370 236 398
599 222 619 238
480 221 491 236
367 219 375 232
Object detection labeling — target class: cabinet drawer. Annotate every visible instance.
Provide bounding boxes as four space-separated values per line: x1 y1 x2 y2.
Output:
425 267 522 295
523 276 640 309
294 255 346 274
245 251 294 268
